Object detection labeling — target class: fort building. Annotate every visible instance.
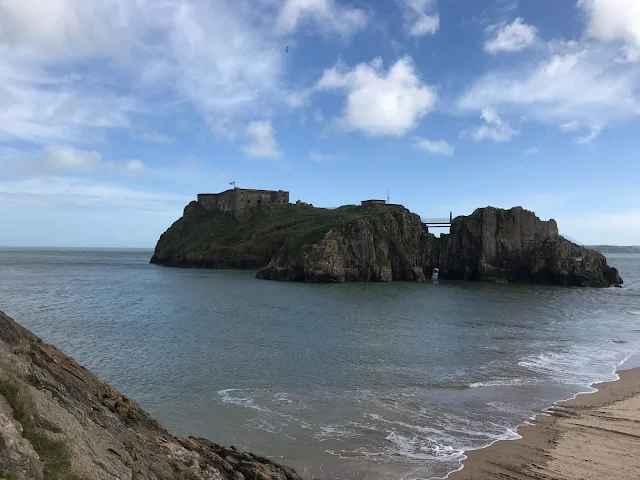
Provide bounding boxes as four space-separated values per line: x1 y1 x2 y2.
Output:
361 199 387 207
198 187 290 216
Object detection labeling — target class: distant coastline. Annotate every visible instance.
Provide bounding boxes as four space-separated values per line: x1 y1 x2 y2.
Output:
588 245 640 254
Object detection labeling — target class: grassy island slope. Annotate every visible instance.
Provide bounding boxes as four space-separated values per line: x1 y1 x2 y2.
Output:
151 202 623 288
150 201 431 272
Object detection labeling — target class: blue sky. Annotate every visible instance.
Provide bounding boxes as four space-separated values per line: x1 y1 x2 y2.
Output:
1 0 639 247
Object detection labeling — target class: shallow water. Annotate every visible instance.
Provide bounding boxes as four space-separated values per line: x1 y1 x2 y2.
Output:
1 248 639 479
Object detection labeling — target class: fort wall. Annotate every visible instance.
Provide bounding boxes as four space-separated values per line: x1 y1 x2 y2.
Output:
197 188 289 216
361 199 387 207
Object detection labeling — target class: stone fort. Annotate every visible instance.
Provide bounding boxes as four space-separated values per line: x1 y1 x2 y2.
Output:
197 187 290 216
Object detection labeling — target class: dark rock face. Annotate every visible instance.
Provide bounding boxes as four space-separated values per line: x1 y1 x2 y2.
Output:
0 310 302 480
442 206 623 287
151 202 623 287
257 209 440 283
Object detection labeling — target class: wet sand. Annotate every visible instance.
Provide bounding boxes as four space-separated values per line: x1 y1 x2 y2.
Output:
450 366 640 480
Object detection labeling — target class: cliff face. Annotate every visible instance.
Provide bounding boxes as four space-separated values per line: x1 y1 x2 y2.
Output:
443 207 623 287
151 202 623 288
0 310 301 480
256 208 441 282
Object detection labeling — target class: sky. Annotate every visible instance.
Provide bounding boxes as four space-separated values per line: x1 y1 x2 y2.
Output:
1 0 639 247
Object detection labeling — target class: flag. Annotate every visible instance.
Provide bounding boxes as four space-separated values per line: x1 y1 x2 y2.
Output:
229 181 236 186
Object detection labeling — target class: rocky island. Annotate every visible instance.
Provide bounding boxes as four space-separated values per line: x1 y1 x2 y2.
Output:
0 309 301 480
151 195 623 288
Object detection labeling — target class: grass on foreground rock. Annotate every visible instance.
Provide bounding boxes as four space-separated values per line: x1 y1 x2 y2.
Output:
0 378 82 480
0 468 15 480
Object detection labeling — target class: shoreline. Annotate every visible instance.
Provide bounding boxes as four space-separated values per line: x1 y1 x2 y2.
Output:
448 358 640 480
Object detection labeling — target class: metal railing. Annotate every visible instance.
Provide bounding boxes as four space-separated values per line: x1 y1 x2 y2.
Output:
422 217 451 224
561 234 584 247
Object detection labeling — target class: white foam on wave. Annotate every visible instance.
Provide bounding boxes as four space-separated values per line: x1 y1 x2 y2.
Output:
626 310 640 316
217 388 271 413
384 431 465 462
467 378 541 388
438 347 640 479
313 425 359 441
440 343 640 480
274 392 293 404
354 409 519 468
518 342 638 387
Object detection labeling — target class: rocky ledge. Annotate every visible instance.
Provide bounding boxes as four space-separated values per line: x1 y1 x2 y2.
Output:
0 310 301 480
151 202 623 288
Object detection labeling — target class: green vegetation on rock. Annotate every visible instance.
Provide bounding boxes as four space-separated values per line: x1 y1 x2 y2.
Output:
151 201 406 269
0 468 15 480
0 378 81 480
151 202 623 287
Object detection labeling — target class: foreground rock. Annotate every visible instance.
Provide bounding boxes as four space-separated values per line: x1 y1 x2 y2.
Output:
151 202 623 287
0 310 302 480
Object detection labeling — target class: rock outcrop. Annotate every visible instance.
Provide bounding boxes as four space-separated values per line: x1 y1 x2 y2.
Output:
443 206 623 287
256 208 441 283
0 310 302 480
151 202 623 288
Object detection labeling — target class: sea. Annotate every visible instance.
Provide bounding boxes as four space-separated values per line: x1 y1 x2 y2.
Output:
1 247 639 480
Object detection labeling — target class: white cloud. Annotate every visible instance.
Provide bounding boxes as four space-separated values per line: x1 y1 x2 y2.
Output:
241 121 281 159
579 0 640 49
0 0 116 58
458 41 640 127
0 51 136 143
314 56 437 136
151 1 285 120
309 151 339 162
559 120 580 132
122 159 147 176
132 132 174 144
14 145 152 177
43 145 102 172
412 137 454 155
286 91 309 108
276 0 367 38
558 120 602 144
484 17 538 54
574 125 602 144
617 45 640 63
0 146 32 162
0 0 288 146
465 108 518 143
211 119 245 142
524 147 539 154
495 0 519 14
400 0 440 37
0 176 189 211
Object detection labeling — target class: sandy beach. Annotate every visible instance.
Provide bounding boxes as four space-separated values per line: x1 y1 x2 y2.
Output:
450 366 640 480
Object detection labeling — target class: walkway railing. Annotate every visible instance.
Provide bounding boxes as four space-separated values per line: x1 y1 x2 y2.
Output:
561 234 584 247
422 217 451 224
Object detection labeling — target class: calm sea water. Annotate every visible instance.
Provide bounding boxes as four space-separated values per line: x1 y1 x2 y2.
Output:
1 248 639 479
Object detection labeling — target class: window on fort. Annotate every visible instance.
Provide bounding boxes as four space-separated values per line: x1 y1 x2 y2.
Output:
257 199 262 205
248 200 251 204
